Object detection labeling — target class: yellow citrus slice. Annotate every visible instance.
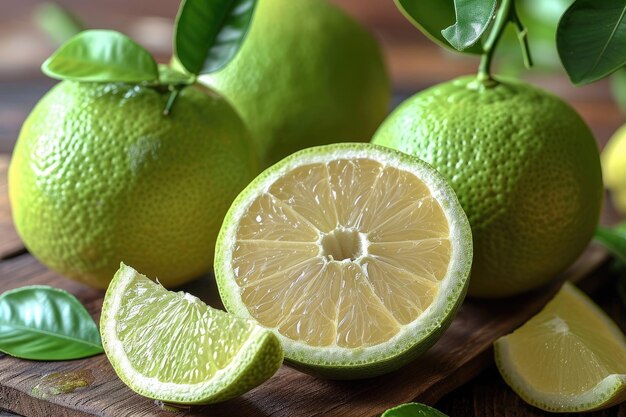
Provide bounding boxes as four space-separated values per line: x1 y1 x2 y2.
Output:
495 282 626 412
215 143 472 379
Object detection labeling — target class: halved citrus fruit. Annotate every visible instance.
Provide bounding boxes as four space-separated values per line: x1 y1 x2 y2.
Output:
495 282 626 412
215 143 472 378
100 263 283 404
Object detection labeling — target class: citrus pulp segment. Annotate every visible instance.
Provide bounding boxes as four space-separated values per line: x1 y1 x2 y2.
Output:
215 144 473 378
100 263 283 404
495 282 626 412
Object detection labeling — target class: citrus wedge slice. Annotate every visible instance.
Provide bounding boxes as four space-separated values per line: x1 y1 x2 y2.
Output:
381 402 448 417
495 282 626 412
100 263 283 404
215 143 472 379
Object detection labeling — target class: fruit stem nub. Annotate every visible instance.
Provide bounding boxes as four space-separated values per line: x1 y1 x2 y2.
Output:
163 86 183 116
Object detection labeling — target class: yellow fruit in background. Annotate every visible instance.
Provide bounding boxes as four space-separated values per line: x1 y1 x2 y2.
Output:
197 0 391 167
9 81 256 289
373 76 603 298
602 124 626 214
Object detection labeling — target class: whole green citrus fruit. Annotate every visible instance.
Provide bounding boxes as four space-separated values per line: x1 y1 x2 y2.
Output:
372 76 603 298
602 123 626 214
197 0 391 167
9 81 257 289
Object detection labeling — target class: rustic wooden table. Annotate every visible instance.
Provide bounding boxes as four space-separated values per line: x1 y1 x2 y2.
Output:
1 1 626 416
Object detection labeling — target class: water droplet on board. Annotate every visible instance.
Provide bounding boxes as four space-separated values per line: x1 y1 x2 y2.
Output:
31 369 95 399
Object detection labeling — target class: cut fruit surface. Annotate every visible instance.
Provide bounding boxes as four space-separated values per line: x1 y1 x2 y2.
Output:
100 263 283 404
215 143 473 378
495 282 626 412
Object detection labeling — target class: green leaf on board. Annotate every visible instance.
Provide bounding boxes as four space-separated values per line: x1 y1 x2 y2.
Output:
394 0 484 54
594 223 626 265
34 2 85 45
381 403 449 417
174 0 257 76
557 0 626 85
442 0 497 51
42 29 159 83
0 286 103 361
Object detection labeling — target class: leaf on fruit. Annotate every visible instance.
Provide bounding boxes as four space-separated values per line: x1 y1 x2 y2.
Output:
394 0 484 54
174 0 257 76
0 286 103 361
42 30 159 83
557 0 626 85
442 0 497 51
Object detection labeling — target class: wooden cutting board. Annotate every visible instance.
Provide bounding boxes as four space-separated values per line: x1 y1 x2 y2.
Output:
0 154 618 417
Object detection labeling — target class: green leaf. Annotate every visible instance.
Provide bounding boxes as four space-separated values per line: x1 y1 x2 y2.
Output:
381 403 449 417
442 0 497 51
394 0 484 54
0 286 103 361
557 0 626 85
42 29 159 83
594 223 626 264
174 0 257 75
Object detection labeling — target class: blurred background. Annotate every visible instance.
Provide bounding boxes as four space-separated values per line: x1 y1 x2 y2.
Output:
0 0 622 154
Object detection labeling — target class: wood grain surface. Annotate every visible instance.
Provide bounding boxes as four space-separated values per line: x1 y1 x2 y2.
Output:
0 154 618 416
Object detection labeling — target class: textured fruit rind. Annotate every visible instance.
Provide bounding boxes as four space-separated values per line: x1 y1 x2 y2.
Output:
373 75 603 298
9 81 256 288
100 264 283 404
214 143 473 379
199 0 391 167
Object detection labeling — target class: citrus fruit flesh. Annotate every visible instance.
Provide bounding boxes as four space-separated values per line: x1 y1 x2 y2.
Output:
372 75 603 298
215 143 472 379
495 282 626 412
100 263 283 404
9 80 256 288
382 402 448 417
197 0 391 167
602 123 626 214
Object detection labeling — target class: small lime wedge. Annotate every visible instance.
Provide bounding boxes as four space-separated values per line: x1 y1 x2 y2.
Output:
495 282 626 412
100 263 283 404
381 403 448 417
